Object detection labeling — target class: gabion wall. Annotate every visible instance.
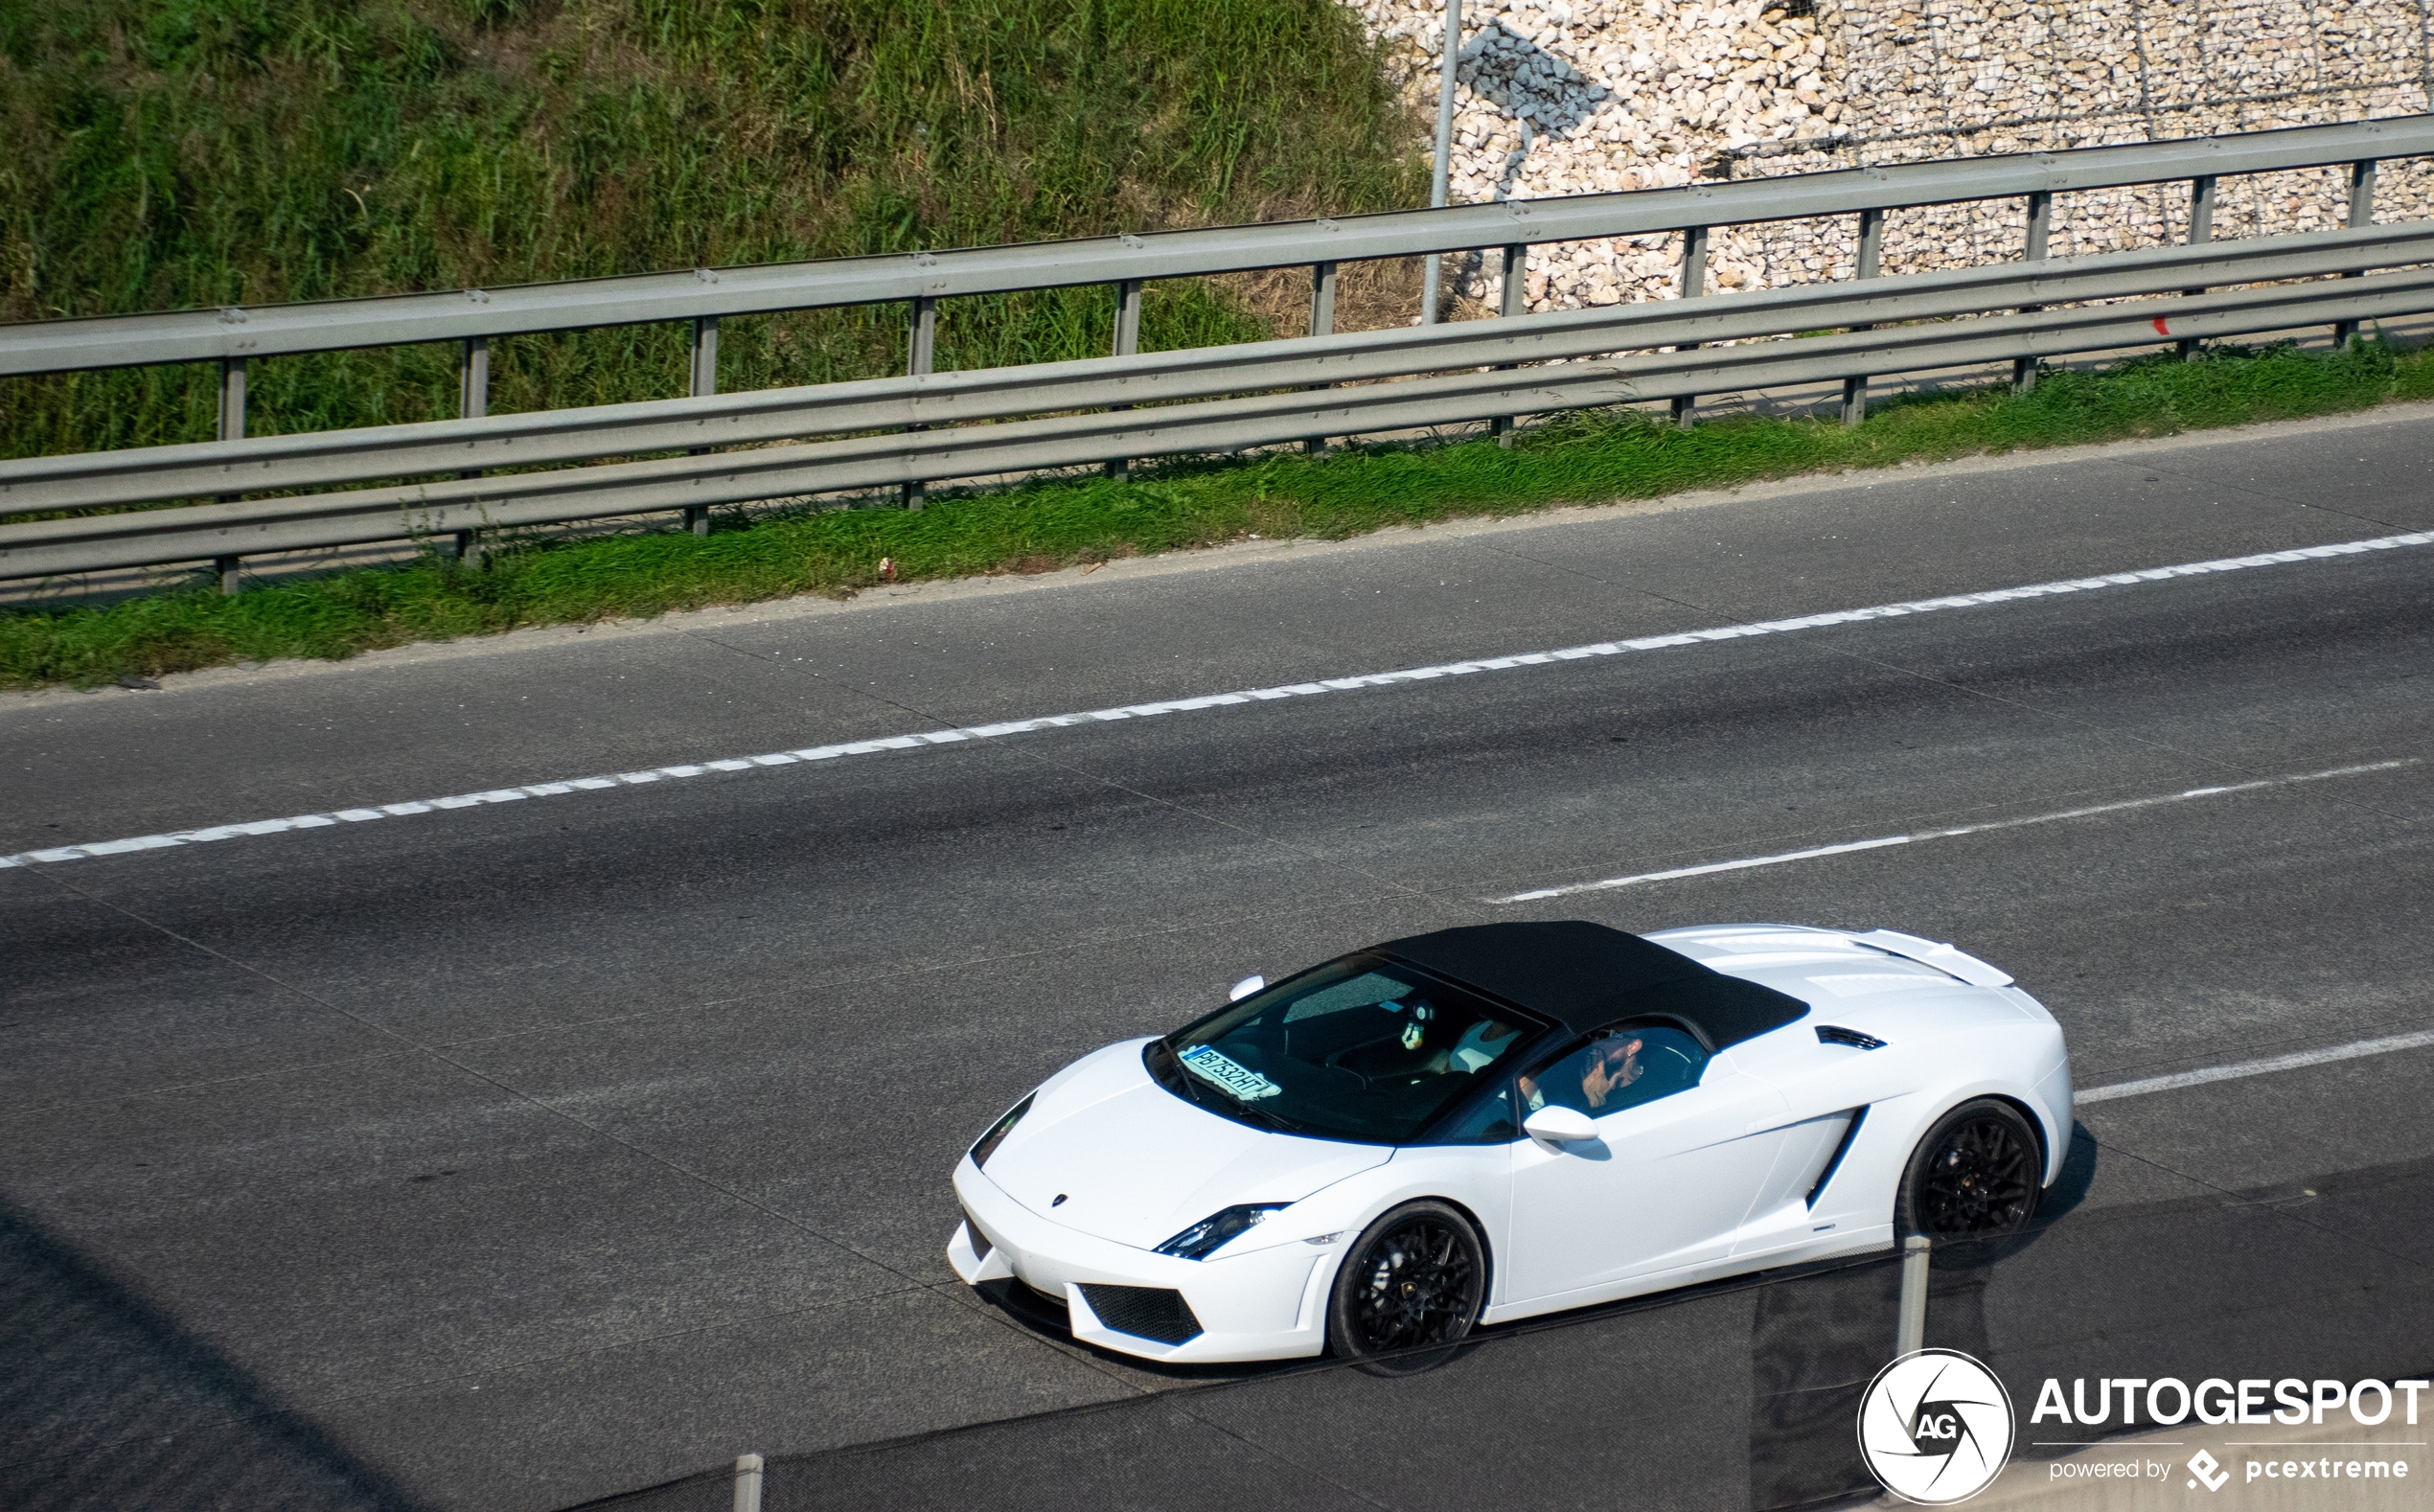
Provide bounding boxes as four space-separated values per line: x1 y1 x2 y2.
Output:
1352 0 2434 312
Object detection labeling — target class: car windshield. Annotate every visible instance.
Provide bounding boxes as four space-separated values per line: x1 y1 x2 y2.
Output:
1148 955 1550 1144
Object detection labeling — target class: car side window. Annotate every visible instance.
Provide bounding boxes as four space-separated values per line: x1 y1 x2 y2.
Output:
1519 1024 1709 1119
1425 1083 1519 1145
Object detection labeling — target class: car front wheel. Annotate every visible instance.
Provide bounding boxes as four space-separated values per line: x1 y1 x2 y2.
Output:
1326 1200 1485 1358
1896 1097 2043 1242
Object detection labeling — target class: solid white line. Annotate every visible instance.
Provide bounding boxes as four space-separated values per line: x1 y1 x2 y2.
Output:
2078 1028 2434 1104
1498 760 2419 902
3 529 2426 871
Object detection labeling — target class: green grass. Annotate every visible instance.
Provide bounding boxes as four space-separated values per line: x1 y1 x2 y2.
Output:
6 335 2425 691
1 0 1426 455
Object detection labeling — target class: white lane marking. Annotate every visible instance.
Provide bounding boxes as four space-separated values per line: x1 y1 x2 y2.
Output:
1499 759 2419 902
2079 1027 2434 1104
4 530 2426 871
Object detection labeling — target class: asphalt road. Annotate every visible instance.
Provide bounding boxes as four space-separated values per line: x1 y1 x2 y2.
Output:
4 406 2431 1510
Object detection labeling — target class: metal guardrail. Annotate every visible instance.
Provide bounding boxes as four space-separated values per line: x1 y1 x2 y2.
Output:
4 116 2426 378
5 221 2426 516
3 117 2428 586
6 224 2430 581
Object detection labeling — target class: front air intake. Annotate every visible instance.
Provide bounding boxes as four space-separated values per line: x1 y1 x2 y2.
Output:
1076 1284 1205 1345
961 1206 993 1262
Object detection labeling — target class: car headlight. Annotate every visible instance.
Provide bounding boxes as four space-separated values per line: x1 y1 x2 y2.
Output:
969 1093 1035 1170
1155 1203 1291 1260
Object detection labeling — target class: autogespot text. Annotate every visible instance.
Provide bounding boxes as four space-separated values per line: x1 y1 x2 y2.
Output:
2032 1377 2430 1429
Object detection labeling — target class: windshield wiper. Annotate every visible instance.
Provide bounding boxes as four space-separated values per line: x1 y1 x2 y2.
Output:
1147 1042 1325 1136
1150 1042 1215 1110
1220 1100 1314 1137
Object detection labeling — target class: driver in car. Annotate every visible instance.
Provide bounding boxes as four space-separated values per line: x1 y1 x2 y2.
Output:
1519 1035 1644 1114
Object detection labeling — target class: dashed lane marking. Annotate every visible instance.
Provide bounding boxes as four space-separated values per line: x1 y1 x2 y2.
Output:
6 529 2426 870
1499 760 2419 903
2078 1027 2434 1104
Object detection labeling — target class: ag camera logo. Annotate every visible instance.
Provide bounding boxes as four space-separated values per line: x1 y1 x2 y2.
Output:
1859 1349 2017 1505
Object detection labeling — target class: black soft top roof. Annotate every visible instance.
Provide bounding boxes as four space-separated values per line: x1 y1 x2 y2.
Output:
1373 920 1808 1050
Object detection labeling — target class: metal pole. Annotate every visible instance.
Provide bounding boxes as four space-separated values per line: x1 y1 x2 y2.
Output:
2179 176 2215 359
1895 1233 1931 1359
2013 190 2052 392
1491 241 1527 445
1106 280 1143 479
684 317 719 534
1669 226 1708 429
2333 159 2378 348
732 1453 764 1512
215 356 246 590
1306 262 1338 457
1421 0 1463 325
1840 207 1885 426
901 295 937 510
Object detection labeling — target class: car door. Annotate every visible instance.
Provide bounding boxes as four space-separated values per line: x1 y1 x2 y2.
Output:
1501 1024 1797 1307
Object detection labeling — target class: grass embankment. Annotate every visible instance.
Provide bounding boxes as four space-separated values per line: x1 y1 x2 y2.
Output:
1 0 1424 455
6 336 2427 690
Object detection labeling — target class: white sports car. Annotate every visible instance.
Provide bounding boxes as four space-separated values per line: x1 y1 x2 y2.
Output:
949 921 2072 1363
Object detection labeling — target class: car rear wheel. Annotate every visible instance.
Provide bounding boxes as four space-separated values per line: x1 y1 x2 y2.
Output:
1326 1201 1484 1358
1896 1098 2042 1242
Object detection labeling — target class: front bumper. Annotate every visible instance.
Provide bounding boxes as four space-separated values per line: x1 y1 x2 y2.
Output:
951 1158 1339 1363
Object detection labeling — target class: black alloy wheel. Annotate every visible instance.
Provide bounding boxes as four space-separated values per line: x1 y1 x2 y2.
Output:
1896 1098 2042 1242
1327 1200 1485 1358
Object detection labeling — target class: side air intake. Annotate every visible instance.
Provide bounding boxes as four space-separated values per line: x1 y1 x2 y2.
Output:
1076 1284 1205 1345
1806 1107 1869 1208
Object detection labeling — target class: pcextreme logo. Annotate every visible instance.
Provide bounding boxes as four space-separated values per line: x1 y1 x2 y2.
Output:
2188 1450 2231 1492
1859 1349 2017 1505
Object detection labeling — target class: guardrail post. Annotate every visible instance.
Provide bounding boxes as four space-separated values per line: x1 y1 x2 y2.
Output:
684 317 719 534
902 295 937 510
460 337 490 423
1306 262 1339 457
1106 280 1143 480
1895 1233 1930 1358
450 337 490 561
214 355 246 590
2333 159 2377 348
732 1452 764 1512
2179 176 2216 359
2012 190 2052 393
218 356 247 446
1491 242 1527 446
1840 206 1885 426
1670 225 1709 429
690 316 720 399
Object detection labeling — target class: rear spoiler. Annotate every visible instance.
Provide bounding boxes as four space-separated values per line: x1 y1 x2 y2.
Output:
1848 929 2014 988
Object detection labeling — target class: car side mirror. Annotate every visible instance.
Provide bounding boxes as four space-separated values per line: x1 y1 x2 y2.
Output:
1228 974 1266 1002
1523 1106 1597 1145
